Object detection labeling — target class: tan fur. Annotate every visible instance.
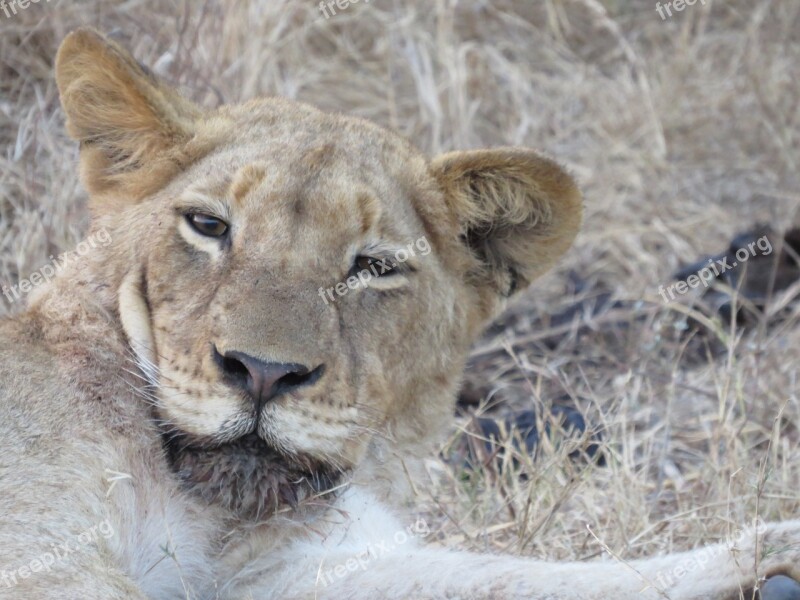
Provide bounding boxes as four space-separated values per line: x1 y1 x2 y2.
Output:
1 27 799 600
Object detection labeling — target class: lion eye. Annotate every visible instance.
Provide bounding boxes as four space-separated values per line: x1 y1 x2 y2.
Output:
354 256 397 277
186 213 228 238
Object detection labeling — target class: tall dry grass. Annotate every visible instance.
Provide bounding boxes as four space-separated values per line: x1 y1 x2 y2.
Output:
1 0 799 570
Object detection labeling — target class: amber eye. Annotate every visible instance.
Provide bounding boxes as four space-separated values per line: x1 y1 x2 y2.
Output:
354 256 397 277
186 213 228 238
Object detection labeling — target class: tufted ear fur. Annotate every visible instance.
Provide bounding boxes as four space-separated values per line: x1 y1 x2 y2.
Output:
431 148 582 303
55 28 204 207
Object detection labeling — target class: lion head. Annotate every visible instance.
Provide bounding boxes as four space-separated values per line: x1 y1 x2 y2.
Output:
53 28 582 520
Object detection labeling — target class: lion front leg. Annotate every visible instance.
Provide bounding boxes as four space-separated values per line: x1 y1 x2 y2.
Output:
631 519 800 600
223 490 800 600
305 521 800 600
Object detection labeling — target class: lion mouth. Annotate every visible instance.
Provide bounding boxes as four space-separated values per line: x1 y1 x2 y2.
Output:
162 431 344 520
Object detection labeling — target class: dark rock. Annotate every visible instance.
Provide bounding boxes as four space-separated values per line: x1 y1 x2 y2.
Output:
761 575 800 600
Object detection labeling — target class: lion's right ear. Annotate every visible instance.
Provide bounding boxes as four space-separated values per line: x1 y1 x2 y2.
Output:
55 28 203 203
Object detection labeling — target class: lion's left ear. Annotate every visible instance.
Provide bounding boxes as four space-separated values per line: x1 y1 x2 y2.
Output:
430 148 582 301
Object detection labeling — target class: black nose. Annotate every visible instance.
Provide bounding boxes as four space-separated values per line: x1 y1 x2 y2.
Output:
214 348 324 410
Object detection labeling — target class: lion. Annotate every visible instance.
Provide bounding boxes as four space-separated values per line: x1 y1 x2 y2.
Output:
0 27 798 600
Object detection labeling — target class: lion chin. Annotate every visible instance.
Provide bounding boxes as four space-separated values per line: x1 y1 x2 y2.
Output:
162 431 344 521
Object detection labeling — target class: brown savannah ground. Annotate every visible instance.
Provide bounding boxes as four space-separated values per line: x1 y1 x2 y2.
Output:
1 0 799 589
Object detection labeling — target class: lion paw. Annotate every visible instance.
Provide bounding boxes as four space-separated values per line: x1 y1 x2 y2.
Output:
757 521 800 581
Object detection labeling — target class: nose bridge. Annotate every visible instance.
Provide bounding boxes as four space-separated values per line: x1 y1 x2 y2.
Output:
218 271 332 364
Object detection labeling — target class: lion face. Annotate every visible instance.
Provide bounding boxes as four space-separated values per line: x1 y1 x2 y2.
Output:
55 29 582 518
137 119 461 469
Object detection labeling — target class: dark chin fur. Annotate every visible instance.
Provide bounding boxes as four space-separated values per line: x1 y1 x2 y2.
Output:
162 432 343 521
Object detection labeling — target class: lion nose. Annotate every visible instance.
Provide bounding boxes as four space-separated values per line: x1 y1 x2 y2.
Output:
214 348 325 409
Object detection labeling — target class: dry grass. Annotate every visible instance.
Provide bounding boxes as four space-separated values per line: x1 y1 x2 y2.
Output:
2 0 799 573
